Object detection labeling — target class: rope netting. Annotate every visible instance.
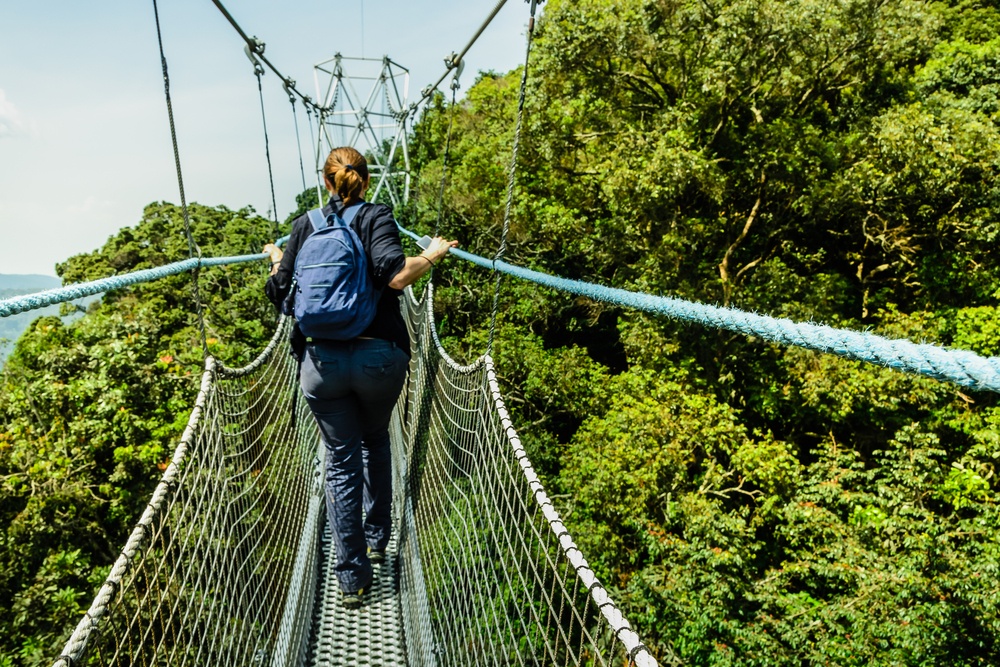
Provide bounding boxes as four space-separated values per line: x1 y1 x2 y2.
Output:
52 283 657 667
394 284 657 667
53 319 324 667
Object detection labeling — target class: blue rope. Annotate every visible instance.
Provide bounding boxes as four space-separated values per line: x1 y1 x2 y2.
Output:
10 224 1000 393
0 236 289 319
397 224 1000 393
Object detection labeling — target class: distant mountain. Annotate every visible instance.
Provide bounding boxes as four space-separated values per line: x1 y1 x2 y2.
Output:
0 274 95 367
0 274 60 290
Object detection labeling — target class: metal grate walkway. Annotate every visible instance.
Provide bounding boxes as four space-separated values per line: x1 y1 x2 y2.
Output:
306 525 407 667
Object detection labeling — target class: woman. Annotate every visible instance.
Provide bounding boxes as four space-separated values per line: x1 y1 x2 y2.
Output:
264 146 457 607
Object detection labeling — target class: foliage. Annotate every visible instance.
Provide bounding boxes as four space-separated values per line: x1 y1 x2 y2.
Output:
403 0 1000 663
4 0 1000 662
0 202 278 665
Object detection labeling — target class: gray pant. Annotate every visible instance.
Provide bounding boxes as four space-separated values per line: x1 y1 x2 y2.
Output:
300 338 408 593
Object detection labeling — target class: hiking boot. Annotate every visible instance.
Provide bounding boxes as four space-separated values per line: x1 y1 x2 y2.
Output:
369 549 386 565
342 588 365 609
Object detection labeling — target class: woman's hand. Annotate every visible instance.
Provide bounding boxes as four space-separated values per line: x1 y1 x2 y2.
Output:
264 243 283 276
388 236 460 290
420 236 459 264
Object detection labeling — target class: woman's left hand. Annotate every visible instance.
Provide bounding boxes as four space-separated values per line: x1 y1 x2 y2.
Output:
263 243 283 263
264 243 283 276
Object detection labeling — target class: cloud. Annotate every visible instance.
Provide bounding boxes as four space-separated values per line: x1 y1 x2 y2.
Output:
0 89 35 138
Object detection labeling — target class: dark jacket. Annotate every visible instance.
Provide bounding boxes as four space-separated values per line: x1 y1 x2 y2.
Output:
265 196 409 357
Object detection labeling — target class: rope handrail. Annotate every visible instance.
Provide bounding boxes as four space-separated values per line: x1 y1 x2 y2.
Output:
396 223 1000 393
0 237 289 319
11 220 1000 393
10 221 999 393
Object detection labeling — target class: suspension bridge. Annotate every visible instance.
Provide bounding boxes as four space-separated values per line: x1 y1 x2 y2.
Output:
2 1 1000 666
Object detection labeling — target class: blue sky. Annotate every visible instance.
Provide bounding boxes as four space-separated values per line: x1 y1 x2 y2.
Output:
0 1 534 276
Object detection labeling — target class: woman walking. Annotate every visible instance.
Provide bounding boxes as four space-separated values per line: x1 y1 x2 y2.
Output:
264 146 457 607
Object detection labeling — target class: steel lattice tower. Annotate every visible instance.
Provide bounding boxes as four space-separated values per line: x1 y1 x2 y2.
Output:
313 54 412 208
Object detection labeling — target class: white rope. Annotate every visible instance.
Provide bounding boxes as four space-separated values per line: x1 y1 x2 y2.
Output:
53 319 323 667
54 297 659 666
395 283 659 666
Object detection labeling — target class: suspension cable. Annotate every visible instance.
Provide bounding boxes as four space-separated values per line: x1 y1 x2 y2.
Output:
435 73 462 237
287 83 308 193
207 0 315 109
487 0 540 357
208 0 526 127
306 105 324 205
413 0 512 111
151 0 209 359
248 52 280 237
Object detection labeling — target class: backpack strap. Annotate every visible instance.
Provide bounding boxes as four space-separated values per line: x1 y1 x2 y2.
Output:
306 208 328 232
307 202 368 231
337 202 382 300
338 201 369 227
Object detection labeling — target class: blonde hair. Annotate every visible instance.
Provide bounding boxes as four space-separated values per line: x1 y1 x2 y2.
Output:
323 147 369 206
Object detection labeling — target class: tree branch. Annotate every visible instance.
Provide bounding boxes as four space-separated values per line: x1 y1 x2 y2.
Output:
719 172 767 306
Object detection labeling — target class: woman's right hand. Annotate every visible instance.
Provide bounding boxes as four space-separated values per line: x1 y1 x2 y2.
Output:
421 236 459 264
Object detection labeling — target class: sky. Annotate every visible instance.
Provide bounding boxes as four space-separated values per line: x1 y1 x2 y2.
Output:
0 1 535 277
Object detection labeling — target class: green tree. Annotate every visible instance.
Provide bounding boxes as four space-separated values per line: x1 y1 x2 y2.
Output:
0 202 277 666
405 0 1000 662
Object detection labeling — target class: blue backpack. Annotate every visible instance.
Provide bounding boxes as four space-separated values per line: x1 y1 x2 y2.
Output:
287 203 379 340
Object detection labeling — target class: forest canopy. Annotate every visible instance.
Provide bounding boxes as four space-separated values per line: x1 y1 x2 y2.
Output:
405 0 1000 663
2 0 1000 665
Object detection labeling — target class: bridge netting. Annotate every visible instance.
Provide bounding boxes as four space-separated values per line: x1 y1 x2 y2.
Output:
53 283 657 667
52 319 321 667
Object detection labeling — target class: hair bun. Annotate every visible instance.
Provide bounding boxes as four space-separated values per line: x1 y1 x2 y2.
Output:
324 147 368 205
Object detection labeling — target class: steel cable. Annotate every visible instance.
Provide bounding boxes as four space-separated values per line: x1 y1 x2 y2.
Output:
488 0 540 357
208 0 315 109
253 65 281 238
288 93 308 193
305 105 323 204
151 0 209 359
435 81 460 237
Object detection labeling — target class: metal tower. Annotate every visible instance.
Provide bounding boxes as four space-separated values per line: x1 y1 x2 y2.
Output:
313 54 412 208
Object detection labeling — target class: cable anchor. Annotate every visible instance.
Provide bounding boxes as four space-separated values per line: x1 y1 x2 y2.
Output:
450 57 465 90
244 37 265 76
247 36 265 55
393 105 411 123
